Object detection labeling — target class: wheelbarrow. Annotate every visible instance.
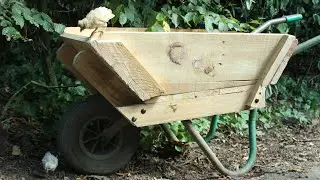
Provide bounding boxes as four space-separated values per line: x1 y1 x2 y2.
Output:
55 14 319 177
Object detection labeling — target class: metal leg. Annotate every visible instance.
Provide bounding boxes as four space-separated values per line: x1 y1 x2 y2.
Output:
161 123 179 142
182 109 257 177
204 115 220 142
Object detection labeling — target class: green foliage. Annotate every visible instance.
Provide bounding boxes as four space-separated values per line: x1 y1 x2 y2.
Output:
0 0 65 41
0 0 319 150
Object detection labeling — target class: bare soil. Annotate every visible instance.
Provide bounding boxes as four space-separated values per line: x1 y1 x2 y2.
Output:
1 119 320 180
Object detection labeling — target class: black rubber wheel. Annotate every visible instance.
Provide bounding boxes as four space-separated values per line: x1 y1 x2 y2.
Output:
57 95 140 175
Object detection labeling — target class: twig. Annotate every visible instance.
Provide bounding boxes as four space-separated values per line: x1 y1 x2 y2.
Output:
0 81 82 120
295 139 320 142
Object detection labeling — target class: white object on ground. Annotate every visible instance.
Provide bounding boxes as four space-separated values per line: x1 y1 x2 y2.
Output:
42 152 58 173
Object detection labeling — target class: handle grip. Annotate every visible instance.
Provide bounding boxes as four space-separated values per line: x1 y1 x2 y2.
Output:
285 14 303 23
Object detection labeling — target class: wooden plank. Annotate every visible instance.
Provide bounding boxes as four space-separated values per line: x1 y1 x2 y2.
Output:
72 50 142 106
245 35 297 109
117 85 265 127
61 28 294 95
145 85 254 103
87 41 164 101
56 43 97 93
270 39 298 84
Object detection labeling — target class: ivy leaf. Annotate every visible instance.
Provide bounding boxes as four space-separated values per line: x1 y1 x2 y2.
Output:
156 13 166 21
184 12 194 22
32 13 43 27
190 0 197 5
111 4 124 26
171 13 179 27
12 14 24 28
276 23 288 33
218 21 228 31
193 14 202 26
40 12 53 23
196 6 206 15
0 20 12 27
54 23 65 34
119 12 127 25
204 15 214 31
22 8 39 27
124 7 135 22
2 27 21 40
313 14 320 25
147 23 165 32
42 20 54 32
162 21 170 32
12 3 23 15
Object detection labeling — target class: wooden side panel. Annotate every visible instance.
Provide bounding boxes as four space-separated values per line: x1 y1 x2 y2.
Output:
87 41 164 101
117 85 265 127
72 50 142 106
246 35 297 108
56 43 97 93
270 39 298 84
61 28 296 96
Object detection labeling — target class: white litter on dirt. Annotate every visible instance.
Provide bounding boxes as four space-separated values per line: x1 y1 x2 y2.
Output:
41 152 58 173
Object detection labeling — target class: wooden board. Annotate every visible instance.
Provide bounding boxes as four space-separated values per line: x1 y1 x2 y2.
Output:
246 35 297 108
61 27 296 97
56 43 97 93
72 50 142 106
87 41 164 101
117 85 265 127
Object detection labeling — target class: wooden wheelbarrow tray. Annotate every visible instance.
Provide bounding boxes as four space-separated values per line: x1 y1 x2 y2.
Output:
56 14 306 177
58 27 297 127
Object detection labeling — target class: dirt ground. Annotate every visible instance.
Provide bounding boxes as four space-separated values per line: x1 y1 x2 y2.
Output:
0 119 320 180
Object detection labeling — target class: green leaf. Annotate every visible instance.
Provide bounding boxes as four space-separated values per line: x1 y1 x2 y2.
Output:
111 4 124 26
204 15 214 31
196 6 206 15
313 14 320 25
218 21 228 31
42 20 54 32
22 8 39 27
184 12 194 22
119 12 127 25
190 0 197 5
276 23 288 33
12 4 23 15
54 23 65 34
193 14 202 26
312 0 319 4
0 20 12 27
2 26 21 38
249 20 260 24
124 7 135 22
171 13 179 27
156 13 166 21
12 14 24 28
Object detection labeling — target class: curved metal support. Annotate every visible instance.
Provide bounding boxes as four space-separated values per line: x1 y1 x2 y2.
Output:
161 123 179 142
293 35 320 56
204 115 220 142
182 109 257 177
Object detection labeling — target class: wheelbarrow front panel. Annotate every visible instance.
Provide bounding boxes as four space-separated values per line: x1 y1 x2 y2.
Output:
57 27 297 127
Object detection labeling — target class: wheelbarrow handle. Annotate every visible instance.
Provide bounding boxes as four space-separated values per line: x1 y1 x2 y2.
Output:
252 14 303 33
